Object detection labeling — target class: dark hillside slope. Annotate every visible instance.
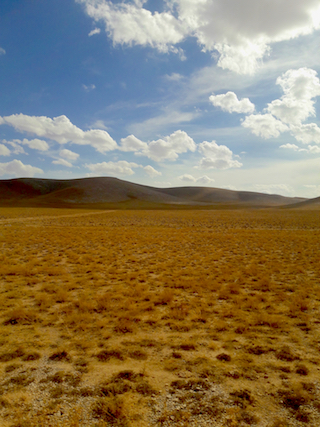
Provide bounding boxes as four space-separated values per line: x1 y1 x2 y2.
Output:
0 177 308 208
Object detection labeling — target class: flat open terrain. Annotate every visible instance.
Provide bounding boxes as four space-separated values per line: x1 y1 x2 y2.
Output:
0 208 319 427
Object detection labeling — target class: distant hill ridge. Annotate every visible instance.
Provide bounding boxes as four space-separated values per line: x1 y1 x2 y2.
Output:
0 177 314 208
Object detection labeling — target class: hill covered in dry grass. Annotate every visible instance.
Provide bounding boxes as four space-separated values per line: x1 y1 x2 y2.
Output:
0 177 309 209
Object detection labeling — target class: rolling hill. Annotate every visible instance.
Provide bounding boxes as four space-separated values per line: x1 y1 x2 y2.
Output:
0 177 310 208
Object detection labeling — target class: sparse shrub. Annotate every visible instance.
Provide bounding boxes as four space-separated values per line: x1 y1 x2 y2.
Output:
96 349 125 362
276 346 299 362
238 410 259 424
278 387 310 410
92 396 129 426
295 364 309 376
7 373 34 387
48 350 71 362
0 396 10 408
3 307 38 325
216 353 231 362
295 407 310 423
21 352 41 361
247 346 269 355
0 347 25 362
5 363 21 373
128 349 148 360
230 389 254 408
135 381 156 395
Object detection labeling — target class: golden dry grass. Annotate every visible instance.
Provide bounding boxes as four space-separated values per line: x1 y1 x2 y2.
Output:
0 208 319 427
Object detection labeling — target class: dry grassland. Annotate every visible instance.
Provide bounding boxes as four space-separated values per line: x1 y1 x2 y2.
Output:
0 208 319 427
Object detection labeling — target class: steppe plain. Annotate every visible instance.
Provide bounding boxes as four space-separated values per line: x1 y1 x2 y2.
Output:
0 206 319 427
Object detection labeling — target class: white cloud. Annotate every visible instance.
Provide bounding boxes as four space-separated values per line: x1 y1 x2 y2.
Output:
77 0 187 53
59 149 79 161
196 175 215 185
144 165 162 177
0 47 5 55
178 174 196 182
82 83 96 91
280 143 300 151
242 113 289 139
178 174 215 185
290 123 320 145
20 138 49 151
242 69 320 147
198 140 242 169
4 140 26 155
0 160 43 177
308 145 320 153
165 73 184 82
0 114 117 153
144 130 196 161
120 135 148 152
0 144 10 156
88 27 101 36
267 68 320 125
77 0 320 74
120 130 196 162
52 159 73 168
209 91 255 114
89 120 109 130
2 138 49 152
85 160 140 176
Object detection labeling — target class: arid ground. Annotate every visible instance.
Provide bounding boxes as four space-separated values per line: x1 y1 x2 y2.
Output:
0 208 319 427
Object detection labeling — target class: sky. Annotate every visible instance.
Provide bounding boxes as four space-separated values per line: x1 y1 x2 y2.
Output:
0 0 320 198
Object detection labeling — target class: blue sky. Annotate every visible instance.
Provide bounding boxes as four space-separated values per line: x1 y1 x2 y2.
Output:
1 0 320 198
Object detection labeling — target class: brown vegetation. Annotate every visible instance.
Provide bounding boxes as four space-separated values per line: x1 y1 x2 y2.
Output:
0 207 319 426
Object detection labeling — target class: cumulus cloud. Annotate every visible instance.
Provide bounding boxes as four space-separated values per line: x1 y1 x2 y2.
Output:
20 138 49 151
178 174 215 185
76 0 187 53
0 47 5 55
0 160 43 177
307 145 320 153
88 27 101 36
144 165 162 177
120 135 148 152
77 0 320 73
0 114 117 153
145 130 196 161
0 144 10 156
85 160 140 176
209 91 255 114
242 114 289 139
2 138 49 152
178 174 215 186
178 174 196 182
267 68 320 125
242 68 320 145
290 123 320 145
198 140 242 169
120 130 196 162
52 159 73 168
59 149 79 161
196 175 215 185
280 143 300 151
